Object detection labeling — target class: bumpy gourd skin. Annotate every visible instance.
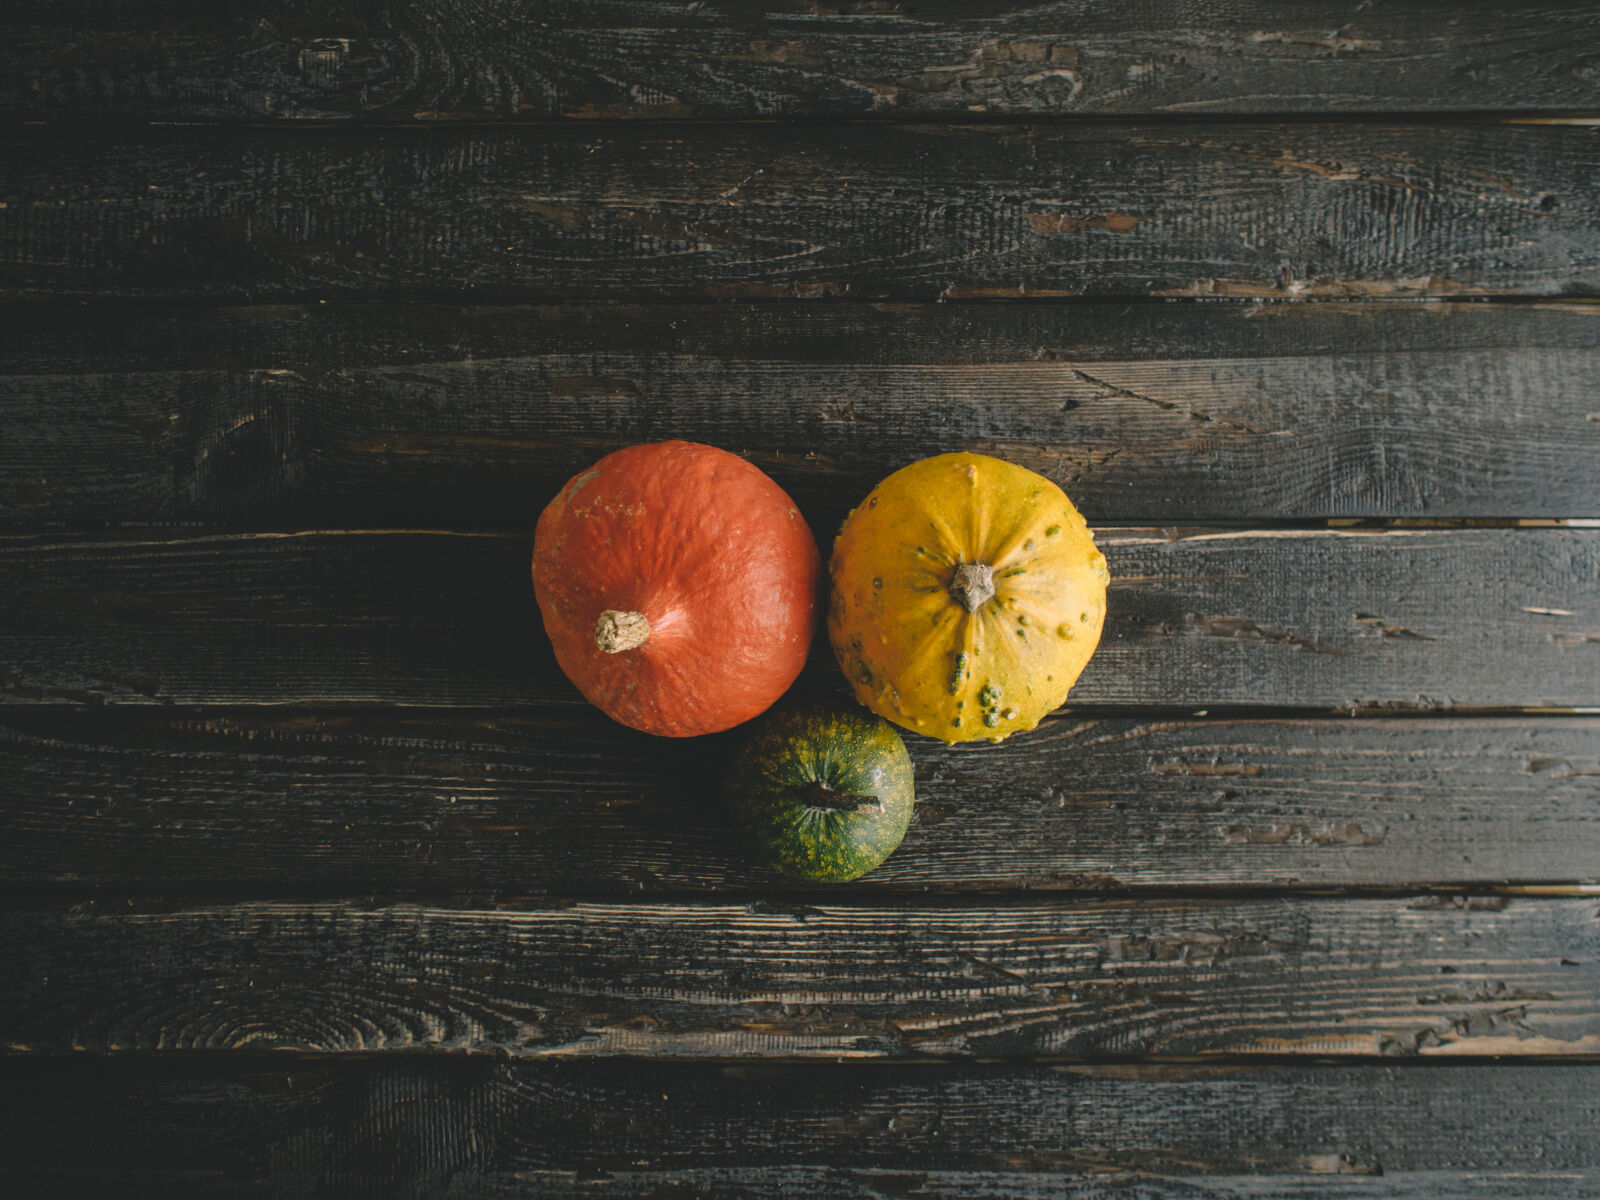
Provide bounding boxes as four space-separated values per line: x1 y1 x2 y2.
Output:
727 702 915 883
828 452 1109 744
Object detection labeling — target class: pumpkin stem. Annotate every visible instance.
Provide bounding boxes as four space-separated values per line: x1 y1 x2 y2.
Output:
950 562 996 613
595 609 650 653
800 782 883 814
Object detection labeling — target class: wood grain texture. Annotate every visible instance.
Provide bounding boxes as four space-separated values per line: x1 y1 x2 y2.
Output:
2 1059 1598 1198
3 896 1597 1057
3 528 1595 709
6 0 1600 122
438 1171 1600 1200
8 2 1598 1184
3 710 1596 892
4 1172 1593 1200
4 123 1596 302
5 301 1598 528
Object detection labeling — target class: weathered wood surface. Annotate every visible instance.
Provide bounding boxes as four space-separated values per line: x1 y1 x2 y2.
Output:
6 3 1598 1192
3 710 1596 893
6 301 1598 528
4 528 1595 710
3 896 1596 1057
427 1171 1600 1200
2 1059 1597 1199
6 0 1600 123
4 123 1596 303
3 1171 1592 1200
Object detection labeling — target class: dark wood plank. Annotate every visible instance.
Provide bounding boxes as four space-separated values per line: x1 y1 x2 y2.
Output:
8 1171 1594 1200
3 895 1597 1057
4 123 1596 302
6 0 1600 122
433 1171 1600 1200
441 1171 1600 1199
3 528 1595 710
4 710 1597 892
5 301 1598 527
3 1059 1598 1199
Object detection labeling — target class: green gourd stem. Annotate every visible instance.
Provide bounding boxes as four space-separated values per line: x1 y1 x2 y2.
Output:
799 782 883 814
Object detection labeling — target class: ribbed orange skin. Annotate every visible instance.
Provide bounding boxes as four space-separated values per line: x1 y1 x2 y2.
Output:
533 441 821 737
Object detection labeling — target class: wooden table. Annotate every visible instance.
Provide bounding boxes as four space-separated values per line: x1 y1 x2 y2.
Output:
3 3 1599 1196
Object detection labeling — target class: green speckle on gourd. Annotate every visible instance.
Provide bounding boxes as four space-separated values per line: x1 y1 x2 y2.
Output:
948 651 968 694
976 681 1005 727
1046 524 1061 537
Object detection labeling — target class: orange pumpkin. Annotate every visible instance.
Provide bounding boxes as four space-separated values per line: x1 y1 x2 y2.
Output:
828 452 1108 743
533 441 820 737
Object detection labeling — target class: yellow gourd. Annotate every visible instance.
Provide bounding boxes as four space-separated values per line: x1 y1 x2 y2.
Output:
828 453 1109 743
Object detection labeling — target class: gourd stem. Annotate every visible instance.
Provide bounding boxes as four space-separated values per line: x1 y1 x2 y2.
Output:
800 782 883 814
950 561 996 613
595 609 650 653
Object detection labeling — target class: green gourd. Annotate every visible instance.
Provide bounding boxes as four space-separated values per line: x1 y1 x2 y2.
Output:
727 701 915 882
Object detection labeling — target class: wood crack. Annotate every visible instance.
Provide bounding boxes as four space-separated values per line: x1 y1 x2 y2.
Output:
1067 365 1267 436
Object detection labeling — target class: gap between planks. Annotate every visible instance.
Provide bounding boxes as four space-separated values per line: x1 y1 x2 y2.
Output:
0 885 1596 912
5 111 1600 132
